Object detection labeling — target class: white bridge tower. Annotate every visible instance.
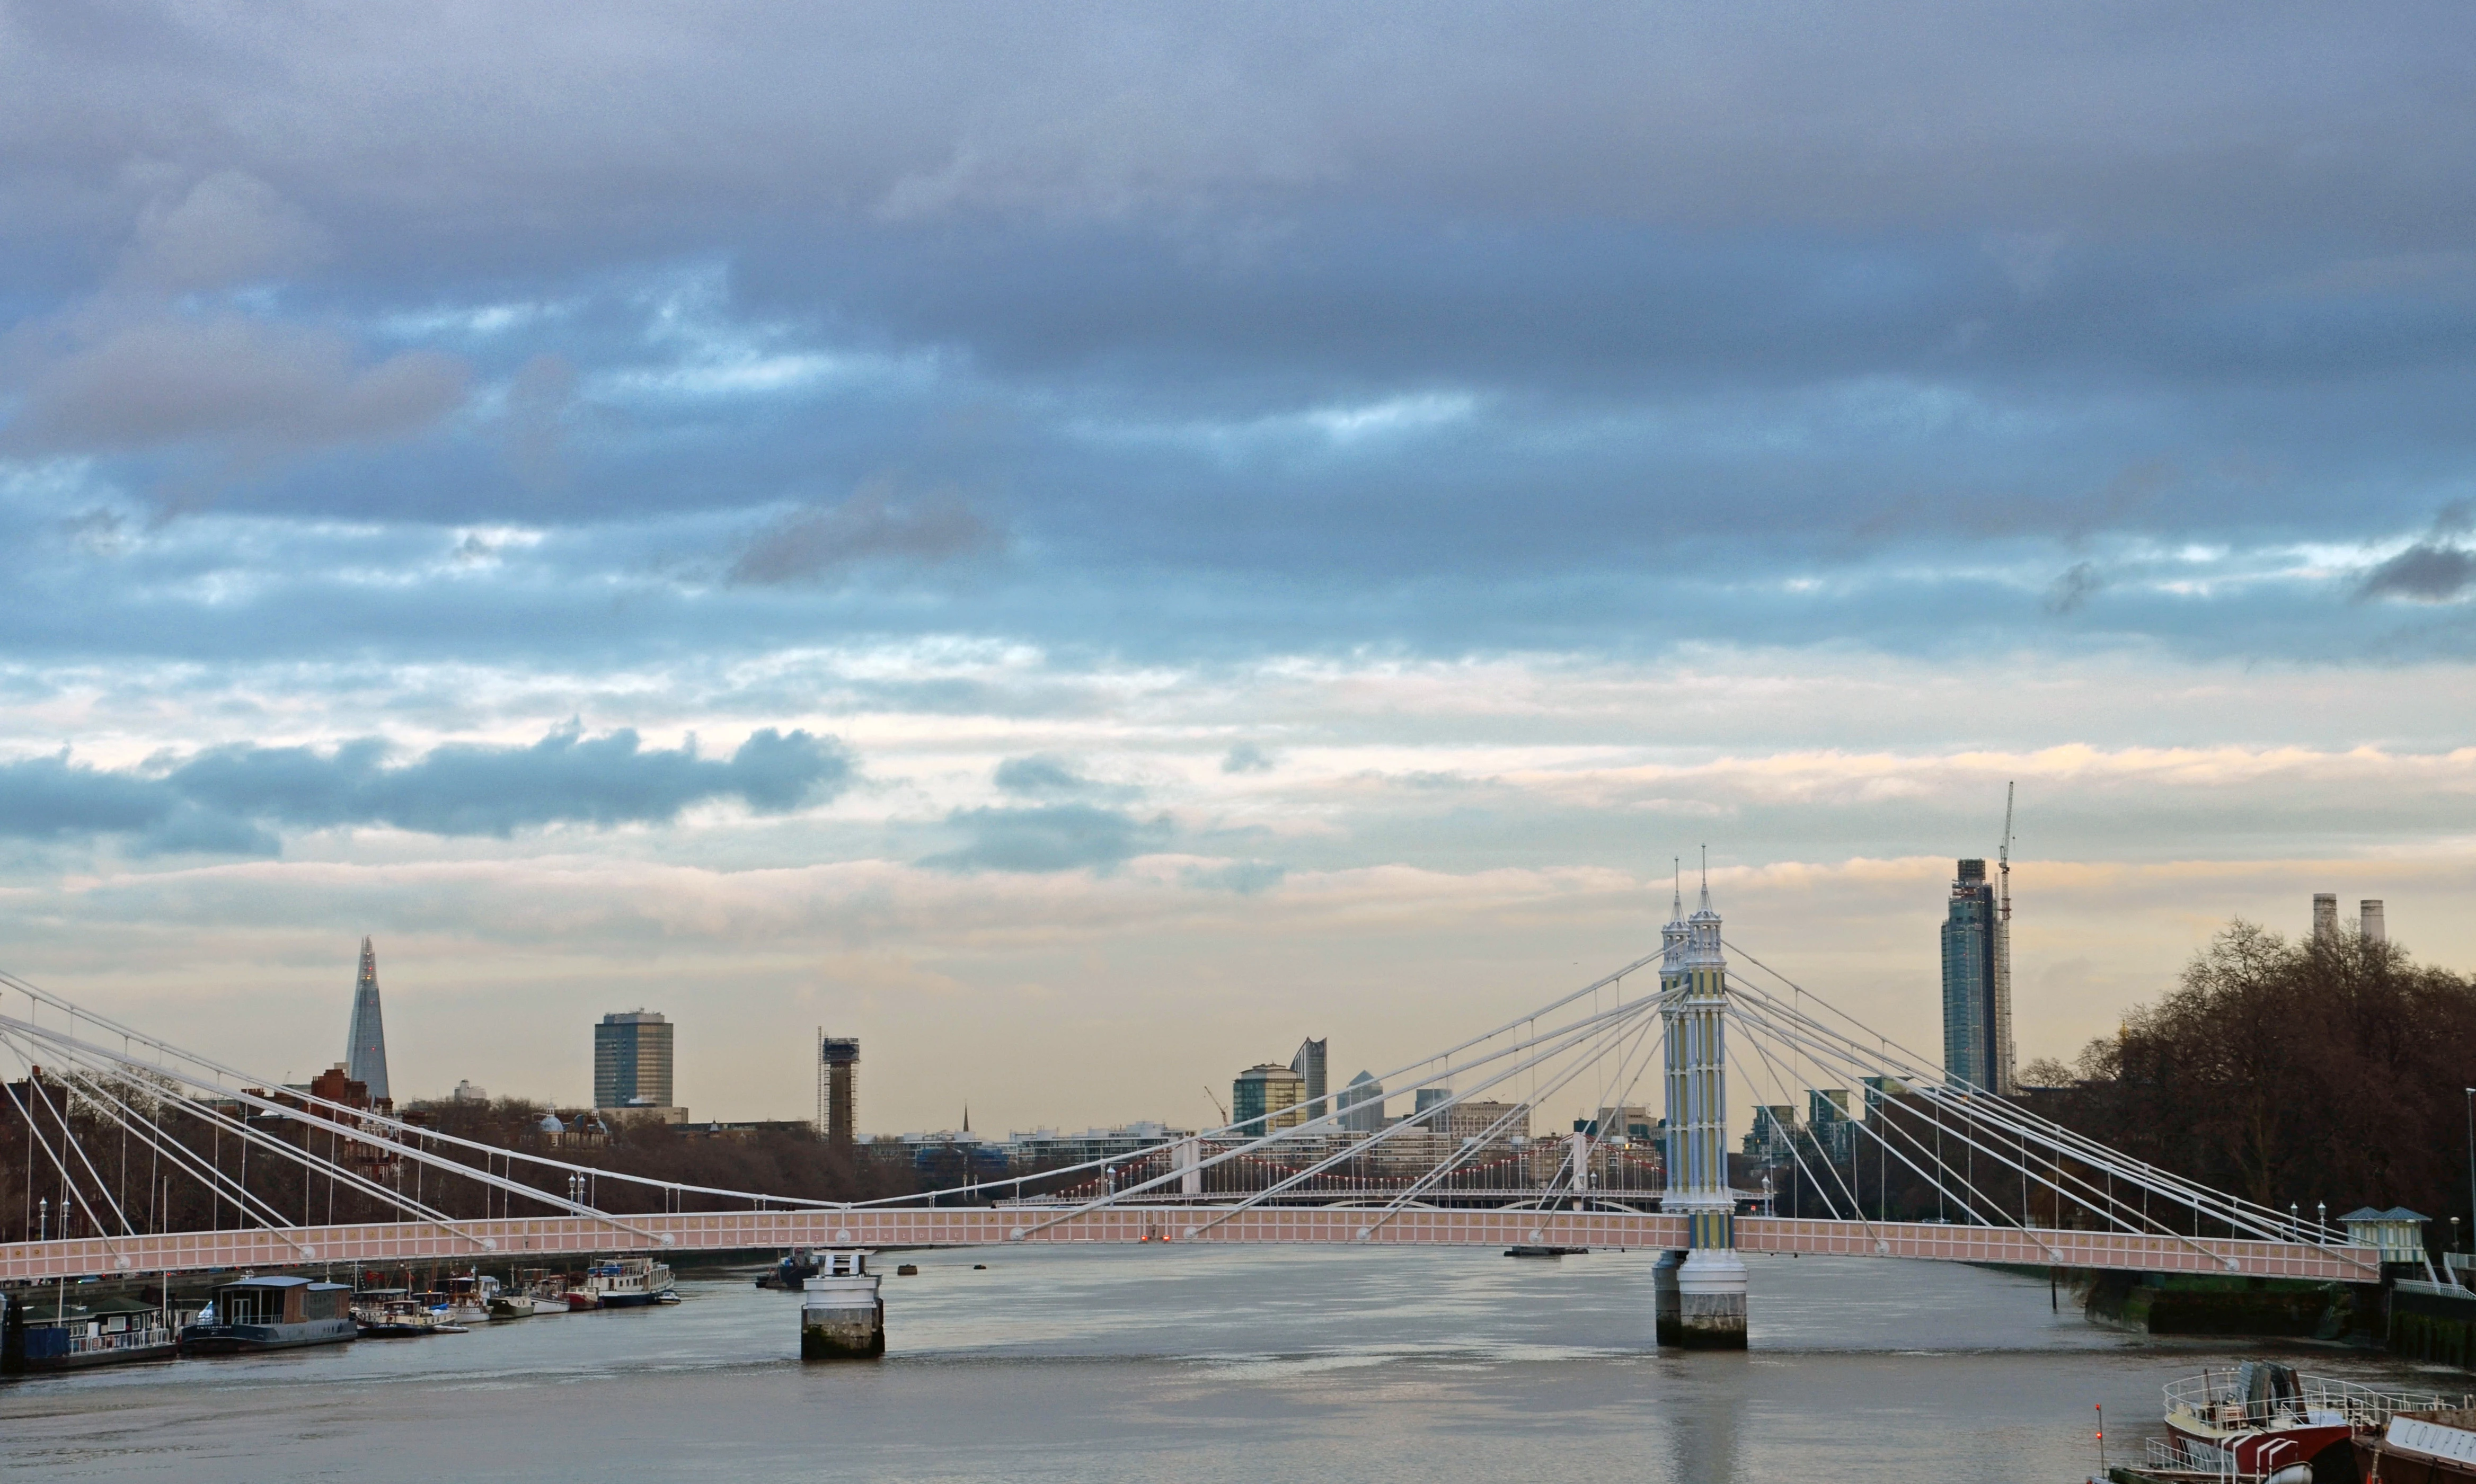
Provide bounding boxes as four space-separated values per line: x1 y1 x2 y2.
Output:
1656 867 1747 1348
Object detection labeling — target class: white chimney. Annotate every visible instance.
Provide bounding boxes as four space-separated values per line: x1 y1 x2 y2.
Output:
2360 899 2386 944
2312 893 2338 940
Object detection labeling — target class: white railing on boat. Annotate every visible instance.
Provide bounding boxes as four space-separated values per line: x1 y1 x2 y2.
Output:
2163 1371 2468 1434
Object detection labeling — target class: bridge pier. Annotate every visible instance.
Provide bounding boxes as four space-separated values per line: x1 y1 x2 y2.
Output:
800 1250 884 1359
1653 1249 1684 1344
1676 1241 1748 1349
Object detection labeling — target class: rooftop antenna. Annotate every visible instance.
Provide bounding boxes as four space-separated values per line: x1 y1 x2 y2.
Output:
1999 781 2015 923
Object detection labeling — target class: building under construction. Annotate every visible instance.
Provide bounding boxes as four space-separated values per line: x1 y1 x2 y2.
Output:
819 1034 859 1146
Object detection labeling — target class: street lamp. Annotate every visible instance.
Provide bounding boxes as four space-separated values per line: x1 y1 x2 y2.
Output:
2465 1089 2475 1264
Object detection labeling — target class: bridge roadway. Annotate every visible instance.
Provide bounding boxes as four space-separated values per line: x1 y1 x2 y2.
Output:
0 1208 2378 1283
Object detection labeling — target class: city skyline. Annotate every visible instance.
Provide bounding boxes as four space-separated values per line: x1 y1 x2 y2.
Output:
1 6 2471 1132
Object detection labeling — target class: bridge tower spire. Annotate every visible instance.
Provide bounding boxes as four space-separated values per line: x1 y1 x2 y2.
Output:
1658 860 1746 1348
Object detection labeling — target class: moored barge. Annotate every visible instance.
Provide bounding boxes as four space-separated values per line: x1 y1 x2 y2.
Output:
180 1275 357 1354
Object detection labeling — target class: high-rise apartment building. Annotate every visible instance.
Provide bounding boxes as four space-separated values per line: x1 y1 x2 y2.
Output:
1940 859 2013 1093
1290 1037 1328 1122
594 1011 675 1112
1232 1063 1306 1133
343 937 391 1105
819 1034 859 1146
1337 1070 1386 1134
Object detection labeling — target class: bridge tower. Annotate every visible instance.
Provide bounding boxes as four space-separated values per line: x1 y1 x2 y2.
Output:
1657 868 1746 1348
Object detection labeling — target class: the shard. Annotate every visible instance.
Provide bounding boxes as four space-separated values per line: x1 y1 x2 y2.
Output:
344 936 391 1103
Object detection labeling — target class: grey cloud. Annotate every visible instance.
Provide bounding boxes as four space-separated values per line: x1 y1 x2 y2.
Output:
500 353 578 490
0 724 855 848
728 487 998 584
1182 859 1286 894
4 316 467 456
992 754 1143 802
115 172 329 293
2044 562 2106 615
2356 543 2476 603
921 804 1170 874
1221 743 1277 774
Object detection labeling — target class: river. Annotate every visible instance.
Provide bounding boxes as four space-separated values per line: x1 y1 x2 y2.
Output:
0 1246 2460 1481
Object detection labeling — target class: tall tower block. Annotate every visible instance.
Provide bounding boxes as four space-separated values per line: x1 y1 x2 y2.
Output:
344 937 391 1105
1659 865 1746 1348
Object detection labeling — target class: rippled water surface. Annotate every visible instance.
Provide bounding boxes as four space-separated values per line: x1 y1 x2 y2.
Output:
1 1247 2460 1481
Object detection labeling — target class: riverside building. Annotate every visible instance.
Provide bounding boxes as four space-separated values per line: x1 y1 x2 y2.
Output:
1232 1063 1306 1133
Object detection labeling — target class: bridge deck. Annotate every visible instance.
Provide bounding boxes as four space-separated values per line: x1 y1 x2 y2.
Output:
0 1209 2377 1282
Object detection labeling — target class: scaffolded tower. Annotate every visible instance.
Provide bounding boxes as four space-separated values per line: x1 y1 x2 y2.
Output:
344 937 391 1105
819 1034 859 1147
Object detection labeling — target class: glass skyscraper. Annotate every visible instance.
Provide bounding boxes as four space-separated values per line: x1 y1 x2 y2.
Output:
1939 859 2012 1092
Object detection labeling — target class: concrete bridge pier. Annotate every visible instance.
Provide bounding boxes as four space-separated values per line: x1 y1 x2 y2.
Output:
1676 1223 1748 1349
1652 1249 1684 1344
800 1250 885 1359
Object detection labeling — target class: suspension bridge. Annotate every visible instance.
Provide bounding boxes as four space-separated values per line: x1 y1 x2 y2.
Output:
0 883 2381 1350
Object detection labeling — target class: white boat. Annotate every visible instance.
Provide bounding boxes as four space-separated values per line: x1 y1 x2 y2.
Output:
517 1269 573 1312
585 1257 676 1308
440 1274 496 1326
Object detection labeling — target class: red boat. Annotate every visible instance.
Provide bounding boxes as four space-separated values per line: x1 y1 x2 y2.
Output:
2146 1362 2467 1482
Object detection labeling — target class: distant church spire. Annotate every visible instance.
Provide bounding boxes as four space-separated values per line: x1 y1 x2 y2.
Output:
345 936 391 1103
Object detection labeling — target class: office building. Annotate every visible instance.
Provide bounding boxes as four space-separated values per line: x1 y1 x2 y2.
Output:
1744 1104 1796 1161
1412 1086 1452 1118
1437 1098 1528 1144
1940 859 2013 1093
343 937 391 1105
594 1011 678 1117
1573 1104 1655 1141
819 1035 859 1147
1233 1063 1306 1133
1290 1037 1328 1122
1337 1070 1386 1134
1807 1088 1853 1162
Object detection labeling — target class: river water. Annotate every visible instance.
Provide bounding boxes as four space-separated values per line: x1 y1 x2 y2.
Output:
1 1246 2460 1482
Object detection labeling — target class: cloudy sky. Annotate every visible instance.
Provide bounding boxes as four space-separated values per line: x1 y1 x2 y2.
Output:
2 3 2471 1133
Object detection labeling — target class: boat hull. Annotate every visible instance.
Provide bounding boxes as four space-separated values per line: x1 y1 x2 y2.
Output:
2355 1437 2476 1483
14 1337 178 1371
181 1318 357 1354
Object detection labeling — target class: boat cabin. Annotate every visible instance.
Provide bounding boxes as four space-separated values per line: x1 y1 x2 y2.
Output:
212 1275 351 1326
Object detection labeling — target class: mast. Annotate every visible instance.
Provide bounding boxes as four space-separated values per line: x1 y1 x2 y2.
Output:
1999 781 2014 923
1993 783 2015 1095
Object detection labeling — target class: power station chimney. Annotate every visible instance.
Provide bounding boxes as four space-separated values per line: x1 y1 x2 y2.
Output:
2311 893 2338 941
2360 899 2386 945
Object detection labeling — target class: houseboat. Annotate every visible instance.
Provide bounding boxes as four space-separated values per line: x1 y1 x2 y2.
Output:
584 1256 675 1308
180 1275 357 1354
1 1287 178 1372
350 1289 441 1338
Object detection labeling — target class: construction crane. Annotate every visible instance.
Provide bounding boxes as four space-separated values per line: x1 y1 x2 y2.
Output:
1203 1084 1229 1124
1999 780 2015 922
